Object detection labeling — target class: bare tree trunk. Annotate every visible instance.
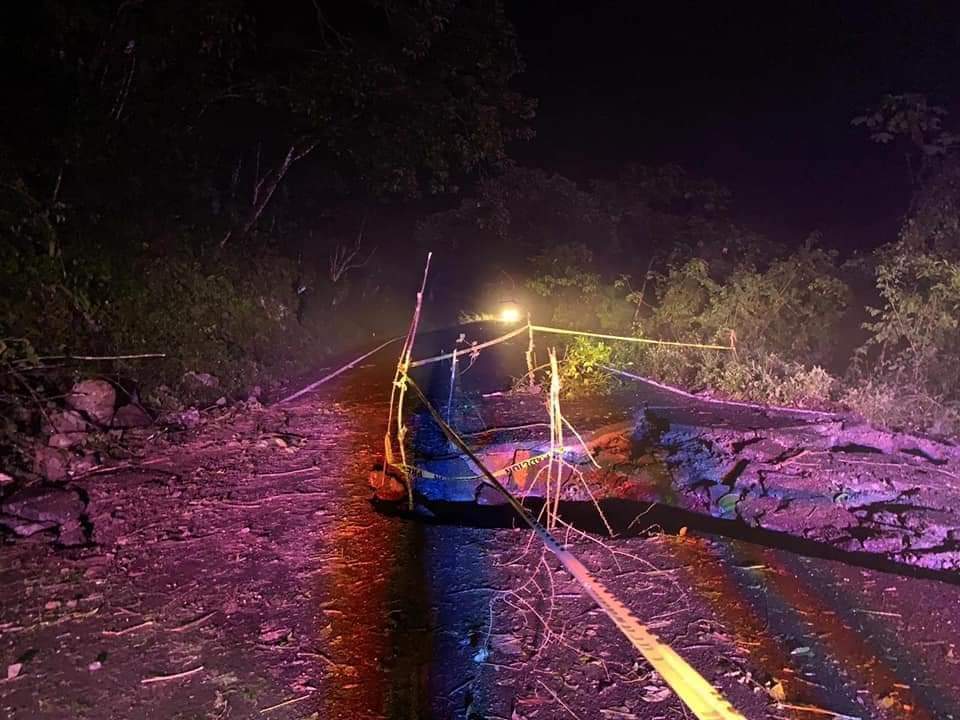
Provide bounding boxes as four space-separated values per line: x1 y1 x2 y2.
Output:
220 138 318 248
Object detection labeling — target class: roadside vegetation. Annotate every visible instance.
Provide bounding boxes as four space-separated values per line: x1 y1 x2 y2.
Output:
523 168 960 437
419 124 960 437
2 3 959 492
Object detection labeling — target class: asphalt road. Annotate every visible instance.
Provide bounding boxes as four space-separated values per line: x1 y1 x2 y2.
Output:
321 321 960 720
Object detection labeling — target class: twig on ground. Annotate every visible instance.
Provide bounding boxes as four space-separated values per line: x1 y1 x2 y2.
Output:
557 519 689 605
169 611 216 633
561 416 602 469
537 679 583 720
259 465 320 478
561 460 614 536
851 608 901 618
463 422 551 437
35 353 166 362
102 620 155 637
777 703 861 720
627 502 658 529
259 694 312 713
140 665 204 684
296 650 349 671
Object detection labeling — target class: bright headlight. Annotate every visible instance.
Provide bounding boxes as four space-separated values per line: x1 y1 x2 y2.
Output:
499 305 522 323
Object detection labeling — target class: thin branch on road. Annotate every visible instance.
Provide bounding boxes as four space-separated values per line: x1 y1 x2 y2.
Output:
140 665 204 684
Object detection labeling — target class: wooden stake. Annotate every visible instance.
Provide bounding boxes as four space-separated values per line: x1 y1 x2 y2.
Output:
383 253 432 509
446 348 458 424
525 315 536 391
546 348 564 529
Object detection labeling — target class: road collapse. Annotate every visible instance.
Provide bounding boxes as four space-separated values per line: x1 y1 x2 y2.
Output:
374 254 748 720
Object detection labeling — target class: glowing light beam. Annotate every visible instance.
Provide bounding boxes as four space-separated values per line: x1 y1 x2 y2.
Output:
498 304 522 323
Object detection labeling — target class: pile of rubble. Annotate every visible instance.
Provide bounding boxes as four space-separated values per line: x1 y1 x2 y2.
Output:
0 378 152 546
0 371 263 547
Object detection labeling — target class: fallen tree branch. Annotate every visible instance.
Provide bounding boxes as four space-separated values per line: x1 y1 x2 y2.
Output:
221 138 319 248
34 352 166 362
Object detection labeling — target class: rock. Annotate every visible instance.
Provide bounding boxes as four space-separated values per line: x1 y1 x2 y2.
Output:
49 432 85 449
476 483 508 506
0 472 14 488
183 371 220 389
57 519 88 546
2 486 85 525
71 452 99 475
633 409 670 452
182 371 222 405
148 384 183 414
369 468 407 502
33 446 71 482
66 379 116 426
163 407 201 429
0 514 58 537
112 404 153 428
45 409 90 435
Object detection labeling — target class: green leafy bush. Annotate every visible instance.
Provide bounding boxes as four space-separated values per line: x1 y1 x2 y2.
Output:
557 337 616 396
846 242 960 434
526 242 633 329
645 246 850 365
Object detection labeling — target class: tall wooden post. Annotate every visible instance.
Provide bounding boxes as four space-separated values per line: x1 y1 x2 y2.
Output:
525 314 536 391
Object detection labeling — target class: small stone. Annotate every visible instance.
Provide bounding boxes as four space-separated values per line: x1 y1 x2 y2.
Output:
66 379 116 426
2 486 85 525
72 453 98 475
476 483 507 506
368 469 406 502
7 663 22 680
112 404 152 429
0 472 14 487
183 371 219 389
708 483 731 503
0 514 58 537
58 519 88 547
49 432 85 449
44 600 61 611
33 446 71 482
182 372 221 403
45 409 90 435
164 407 201 429
88 661 102 672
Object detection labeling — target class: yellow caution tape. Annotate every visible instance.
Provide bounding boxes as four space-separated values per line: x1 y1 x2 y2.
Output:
531 324 735 352
393 449 554 481
408 323 730 372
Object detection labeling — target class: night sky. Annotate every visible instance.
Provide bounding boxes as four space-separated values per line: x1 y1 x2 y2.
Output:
510 1 960 250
